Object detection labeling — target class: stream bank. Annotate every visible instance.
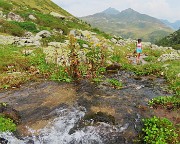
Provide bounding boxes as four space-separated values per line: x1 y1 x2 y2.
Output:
0 70 176 144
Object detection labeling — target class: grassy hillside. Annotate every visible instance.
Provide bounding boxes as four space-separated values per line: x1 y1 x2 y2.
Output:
4 0 71 16
156 29 180 50
0 0 94 38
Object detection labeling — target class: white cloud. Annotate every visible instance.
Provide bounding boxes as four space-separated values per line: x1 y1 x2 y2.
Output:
52 0 180 22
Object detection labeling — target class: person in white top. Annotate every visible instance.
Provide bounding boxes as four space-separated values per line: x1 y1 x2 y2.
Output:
136 39 142 64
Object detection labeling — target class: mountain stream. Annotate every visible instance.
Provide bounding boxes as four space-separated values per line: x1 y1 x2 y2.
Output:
0 71 174 144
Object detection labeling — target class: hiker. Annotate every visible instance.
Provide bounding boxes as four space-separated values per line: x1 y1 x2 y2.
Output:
136 39 142 64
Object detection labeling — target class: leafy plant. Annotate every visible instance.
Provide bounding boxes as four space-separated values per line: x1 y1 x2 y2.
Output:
107 78 123 89
86 46 105 78
0 116 16 132
77 39 90 48
133 63 162 76
148 96 180 110
143 56 157 62
142 116 178 144
50 66 72 82
110 55 121 63
92 77 103 84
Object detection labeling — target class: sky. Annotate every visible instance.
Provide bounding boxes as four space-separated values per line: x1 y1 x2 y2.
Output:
52 0 180 22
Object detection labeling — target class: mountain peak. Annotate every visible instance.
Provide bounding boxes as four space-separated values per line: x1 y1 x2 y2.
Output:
102 7 120 15
121 8 138 14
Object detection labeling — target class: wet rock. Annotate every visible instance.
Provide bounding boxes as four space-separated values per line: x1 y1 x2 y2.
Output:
102 135 126 144
106 63 121 71
26 139 34 144
0 137 8 144
0 104 21 124
84 112 115 125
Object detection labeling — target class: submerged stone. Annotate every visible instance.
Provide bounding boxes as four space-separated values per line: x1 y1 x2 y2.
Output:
0 137 8 144
84 111 115 125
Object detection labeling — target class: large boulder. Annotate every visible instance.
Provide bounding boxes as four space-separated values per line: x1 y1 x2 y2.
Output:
13 36 41 47
50 12 65 19
157 51 180 62
53 28 63 35
69 29 82 37
48 42 67 48
36 30 51 38
106 63 121 71
7 12 24 22
0 35 15 45
28 14 36 20
24 32 33 38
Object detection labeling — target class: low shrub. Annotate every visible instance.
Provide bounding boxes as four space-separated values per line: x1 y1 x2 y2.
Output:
10 21 39 33
142 116 178 144
172 44 180 50
92 28 112 39
107 78 123 89
0 20 24 36
148 96 180 110
35 12 69 34
50 66 72 82
0 0 13 11
133 63 162 76
0 116 16 132
77 39 90 48
143 56 157 62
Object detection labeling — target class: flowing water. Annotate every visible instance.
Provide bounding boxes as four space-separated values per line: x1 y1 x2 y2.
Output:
0 71 173 144
0 106 132 144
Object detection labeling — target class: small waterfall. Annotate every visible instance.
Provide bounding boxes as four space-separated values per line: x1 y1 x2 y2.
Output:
0 106 129 144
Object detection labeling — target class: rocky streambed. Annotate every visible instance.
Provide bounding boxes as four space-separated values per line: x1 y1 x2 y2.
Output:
0 71 176 144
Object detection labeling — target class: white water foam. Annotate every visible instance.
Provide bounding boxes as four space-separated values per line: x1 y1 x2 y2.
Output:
0 107 128 144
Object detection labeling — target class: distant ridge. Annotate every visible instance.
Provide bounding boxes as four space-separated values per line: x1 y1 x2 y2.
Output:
160 19 180 30
80 8 173 42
